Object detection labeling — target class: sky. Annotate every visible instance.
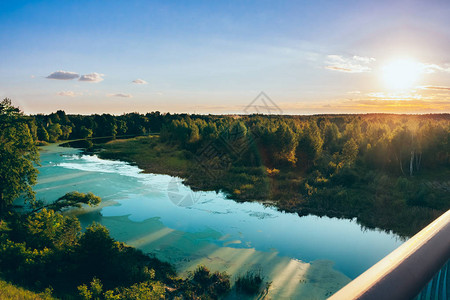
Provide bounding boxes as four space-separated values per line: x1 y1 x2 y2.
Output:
1 0 450 115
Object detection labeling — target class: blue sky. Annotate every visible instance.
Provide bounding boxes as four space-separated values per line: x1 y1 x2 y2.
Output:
1 0 450 114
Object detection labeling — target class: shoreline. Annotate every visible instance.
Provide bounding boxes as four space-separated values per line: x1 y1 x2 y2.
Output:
90 136 446 238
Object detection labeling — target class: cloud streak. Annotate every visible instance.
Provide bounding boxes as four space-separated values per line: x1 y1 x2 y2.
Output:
46 71 79 80
79 73 104 82
57 91 79 97
108 93 132 98
277 98 450 114
422 63 450 74
132 79 148 84
325 55 375 73
420 85 450 91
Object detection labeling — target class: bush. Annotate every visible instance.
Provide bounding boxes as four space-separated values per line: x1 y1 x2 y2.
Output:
235 271 264 295
189 265 231 299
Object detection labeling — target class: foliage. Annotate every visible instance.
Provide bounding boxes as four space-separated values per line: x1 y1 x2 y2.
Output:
185 265 231 299
1 207 234 299
1 98 449 298
25 208 81 250
235 271 266 295
0 98 40 212
0 280 55 300
33 191 102 212
97 113 449 236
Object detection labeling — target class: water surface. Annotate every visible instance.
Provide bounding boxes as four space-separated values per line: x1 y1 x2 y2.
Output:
34 144 405 299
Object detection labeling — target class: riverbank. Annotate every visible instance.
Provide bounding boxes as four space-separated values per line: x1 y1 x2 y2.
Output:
34 143 380 299
96 136 448 237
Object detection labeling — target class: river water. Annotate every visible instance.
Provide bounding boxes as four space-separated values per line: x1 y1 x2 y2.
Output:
34 144 405 299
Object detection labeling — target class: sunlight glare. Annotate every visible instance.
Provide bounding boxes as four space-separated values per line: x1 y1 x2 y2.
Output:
382 58 423 90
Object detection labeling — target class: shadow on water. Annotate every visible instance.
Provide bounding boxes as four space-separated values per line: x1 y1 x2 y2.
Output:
72 213 351 300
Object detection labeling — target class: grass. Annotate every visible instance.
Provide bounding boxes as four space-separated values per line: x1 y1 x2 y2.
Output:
98 136 192 178
0 280 55 300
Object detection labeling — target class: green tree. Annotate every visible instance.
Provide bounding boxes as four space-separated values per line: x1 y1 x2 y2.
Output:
60 125 72 140
342 138 359 166
274 123 297 165
37 125 49 142
390 127 412 175
80 126 93 139
47 123 63 142
26 208 81 250
322 121 340 153
0 98 39 212
296 121 323 168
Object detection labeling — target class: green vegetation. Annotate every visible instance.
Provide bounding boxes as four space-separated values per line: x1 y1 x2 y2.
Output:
96 114 449 237
1 209 232 299
0 280 54 300
27 102 447 236
1 99 235 299
235 271 268 296
0 98 39 212
1 97 449 298
98 136 192 178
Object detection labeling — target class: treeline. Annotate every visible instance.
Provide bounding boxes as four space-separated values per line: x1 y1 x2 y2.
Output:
97 112 449 236
30 110 166 142
159 113 449 177
6 97 450 235
29 109 449 179
159 114 449 235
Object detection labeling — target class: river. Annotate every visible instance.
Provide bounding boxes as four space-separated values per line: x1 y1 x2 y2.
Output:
34 144 405 299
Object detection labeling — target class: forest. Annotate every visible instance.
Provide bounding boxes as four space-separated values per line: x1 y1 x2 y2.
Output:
25 101 449 236
0 99 262 299
1 98 449 298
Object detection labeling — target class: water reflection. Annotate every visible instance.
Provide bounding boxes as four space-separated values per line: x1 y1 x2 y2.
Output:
34 144 406 298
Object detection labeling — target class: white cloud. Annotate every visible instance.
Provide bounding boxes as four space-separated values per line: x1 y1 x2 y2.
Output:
79 73 104 82
325 55 376 73
108 93 133 98
57 91 80 97
132 79 148 84
421 63 450 74
367 91 425 100
419 85 450 91
46 70 79 80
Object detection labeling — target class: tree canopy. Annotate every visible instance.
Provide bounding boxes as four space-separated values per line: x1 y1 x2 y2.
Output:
0 98 39 212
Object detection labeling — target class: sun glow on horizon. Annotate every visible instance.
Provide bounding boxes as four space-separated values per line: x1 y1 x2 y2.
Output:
381 58 423 91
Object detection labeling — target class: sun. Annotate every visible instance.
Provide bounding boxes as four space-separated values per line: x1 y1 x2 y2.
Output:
381 58 423 90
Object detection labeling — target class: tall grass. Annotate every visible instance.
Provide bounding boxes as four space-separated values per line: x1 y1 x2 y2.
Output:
0 280 55 300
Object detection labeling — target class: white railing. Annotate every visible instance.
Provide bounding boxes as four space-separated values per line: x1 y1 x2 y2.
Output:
329 210 450 300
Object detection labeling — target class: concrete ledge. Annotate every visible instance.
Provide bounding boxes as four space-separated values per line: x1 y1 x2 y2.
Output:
329 210 450 300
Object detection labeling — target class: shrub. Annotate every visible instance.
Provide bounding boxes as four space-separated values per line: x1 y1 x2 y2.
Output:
235 271 264 295
189 265 231 299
